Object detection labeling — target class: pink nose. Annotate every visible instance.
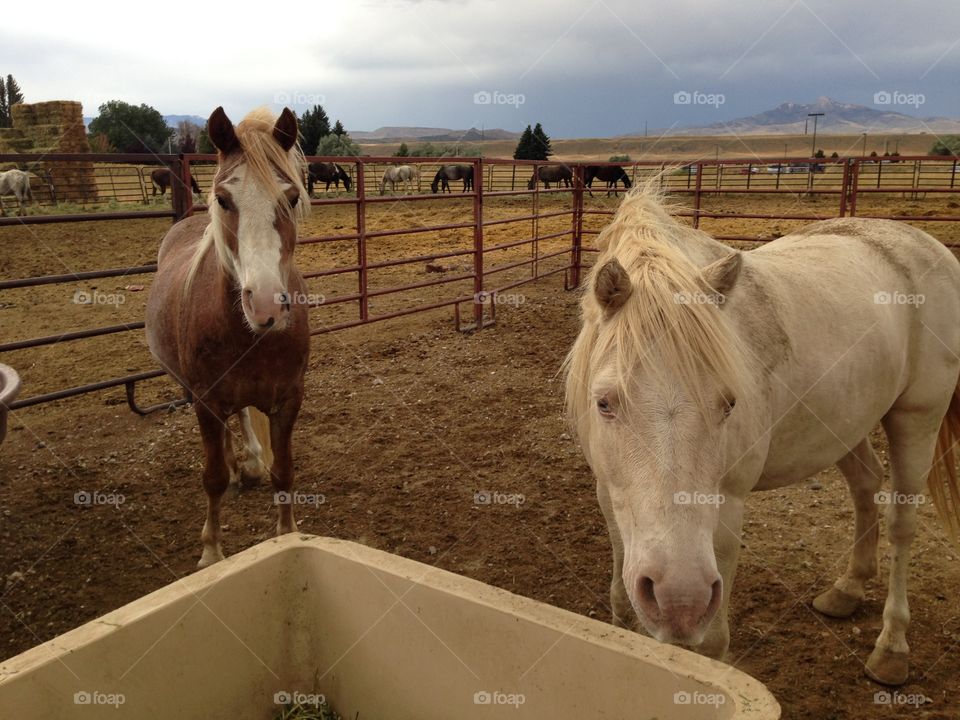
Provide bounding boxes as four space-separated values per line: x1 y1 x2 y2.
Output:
633 569 723 642
242 287 288 330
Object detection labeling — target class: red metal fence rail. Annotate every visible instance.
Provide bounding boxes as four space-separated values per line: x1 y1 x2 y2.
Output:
1 153 958 414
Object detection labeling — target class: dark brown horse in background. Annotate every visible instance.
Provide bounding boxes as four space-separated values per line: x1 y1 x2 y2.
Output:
528 165 572 189
307 162 352 194
150 167 202 197
431 164 474 193
145 106 311 568
585 165 633 196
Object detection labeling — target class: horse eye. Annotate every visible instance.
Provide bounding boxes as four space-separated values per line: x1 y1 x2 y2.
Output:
216 195 229 210
722 397 736 419
597 397 614 418
289 195 299 208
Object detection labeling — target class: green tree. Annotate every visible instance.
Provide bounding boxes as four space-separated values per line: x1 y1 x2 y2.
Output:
814 148 825 158
530 123 553 160
298 105 330 155
0 73 24 128
0 83 7 128
5 75 24 107
394 142 410 157
513 125 535 160
88 100 173 153
197 126 215 153
609 154 631 162
316 131 362 157
332 119 346 136
931 136 960 156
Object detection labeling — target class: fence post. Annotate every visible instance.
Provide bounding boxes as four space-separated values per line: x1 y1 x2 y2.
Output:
692 163 703 228
569 165 584 289
181 155 195 217
472 159 485 329
848 159 861 217
839 158 851 217
356 160 369 322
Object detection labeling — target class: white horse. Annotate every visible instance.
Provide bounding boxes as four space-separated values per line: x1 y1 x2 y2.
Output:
565 180 960 687
380 165 418 195
0 169 34 216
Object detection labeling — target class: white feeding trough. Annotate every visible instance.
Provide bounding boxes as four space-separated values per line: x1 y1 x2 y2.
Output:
0 363 20 447
0 535 779 719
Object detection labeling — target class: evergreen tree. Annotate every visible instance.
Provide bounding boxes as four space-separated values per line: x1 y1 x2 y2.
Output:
394 142 410 157
5 75 24 108
0 83 7 128
513 125 535 160
531 123 553 160
299 105 331 155
197 127 215 153
332 119 346 136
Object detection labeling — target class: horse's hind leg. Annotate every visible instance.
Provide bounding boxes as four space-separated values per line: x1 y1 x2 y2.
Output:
239 407 272 487
864 408 942 685
196 406 231 568
269 398 302 536
813 438 883 618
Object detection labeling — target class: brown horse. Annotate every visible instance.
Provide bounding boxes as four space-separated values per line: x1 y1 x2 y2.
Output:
585 165 633 196
145 107 311 568
527 165 572 189
150 167 202 197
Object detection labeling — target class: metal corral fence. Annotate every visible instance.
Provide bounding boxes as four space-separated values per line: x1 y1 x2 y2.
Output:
1 153 959 415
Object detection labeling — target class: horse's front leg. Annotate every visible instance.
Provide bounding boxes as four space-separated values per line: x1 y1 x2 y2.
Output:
697 495 745 660
269 395 303 536
195 405 230 568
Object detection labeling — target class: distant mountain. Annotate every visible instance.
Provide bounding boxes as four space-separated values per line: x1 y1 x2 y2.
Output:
633 97 960 136
352 126 520 142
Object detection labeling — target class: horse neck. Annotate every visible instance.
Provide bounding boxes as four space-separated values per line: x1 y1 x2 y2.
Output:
664 225 735 268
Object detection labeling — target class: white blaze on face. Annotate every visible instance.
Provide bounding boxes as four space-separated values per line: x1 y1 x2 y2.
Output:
222 165 290 331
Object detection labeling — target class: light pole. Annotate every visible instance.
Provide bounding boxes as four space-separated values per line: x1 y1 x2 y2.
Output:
808 112 824 158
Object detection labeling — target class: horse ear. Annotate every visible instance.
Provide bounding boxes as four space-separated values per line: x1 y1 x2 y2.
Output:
207 107 239 155
273 108 298 152
699 252 742 303
595 259 633 316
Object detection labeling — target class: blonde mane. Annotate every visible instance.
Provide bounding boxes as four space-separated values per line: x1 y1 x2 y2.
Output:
186 107 309 288
564 178 751 428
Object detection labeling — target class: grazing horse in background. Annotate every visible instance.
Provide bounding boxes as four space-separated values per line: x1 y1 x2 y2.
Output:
145 106 311 569
306 162 352 195
151 167 202 198
380 165 418 194
430 164 473 193
585 165 633 196
0 169 34 216
527 165 572 189
565 180 960 686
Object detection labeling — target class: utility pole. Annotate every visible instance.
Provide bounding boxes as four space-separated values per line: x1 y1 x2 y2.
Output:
808 112 824 158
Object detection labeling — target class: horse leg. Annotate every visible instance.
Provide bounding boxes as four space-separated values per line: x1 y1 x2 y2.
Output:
698 496 744 660
223 424 240 489
239 406 272 487
0 195 5 216
270 398 302 536
196 406 231 568
597 482 636 630
813 438 883 617
864 408 940 685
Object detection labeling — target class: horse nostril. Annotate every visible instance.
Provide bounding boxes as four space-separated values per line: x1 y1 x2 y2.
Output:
637 576 659 618
261 317 275 329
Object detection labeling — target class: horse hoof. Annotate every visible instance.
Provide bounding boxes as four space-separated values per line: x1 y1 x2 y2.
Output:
865 647 909 686
197 547 224 569
813 587 863 618
239 459 268 489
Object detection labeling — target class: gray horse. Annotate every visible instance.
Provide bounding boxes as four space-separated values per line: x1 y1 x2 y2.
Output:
0 169 34 216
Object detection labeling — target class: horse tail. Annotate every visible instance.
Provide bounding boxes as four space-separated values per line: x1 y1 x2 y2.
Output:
929 381 960 545
246 408 274 473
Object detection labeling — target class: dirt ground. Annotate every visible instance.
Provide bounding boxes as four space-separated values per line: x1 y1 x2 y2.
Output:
1 189 959 719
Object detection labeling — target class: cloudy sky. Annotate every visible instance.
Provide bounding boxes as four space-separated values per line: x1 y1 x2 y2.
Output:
3 0 960 137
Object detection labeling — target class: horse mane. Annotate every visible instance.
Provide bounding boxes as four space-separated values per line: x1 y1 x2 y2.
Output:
186 107 308 288
564 176 750 427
